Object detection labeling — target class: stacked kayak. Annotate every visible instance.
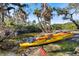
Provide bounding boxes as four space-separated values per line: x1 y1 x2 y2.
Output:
19 32 73 48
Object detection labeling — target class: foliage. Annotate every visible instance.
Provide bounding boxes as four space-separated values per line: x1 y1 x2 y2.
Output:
4 19 15 27
52 21 79 30
13 24 42 33
25 25 42 33
53 4 79 29
63 23 77 30
33 8 41 17
52 24 63 30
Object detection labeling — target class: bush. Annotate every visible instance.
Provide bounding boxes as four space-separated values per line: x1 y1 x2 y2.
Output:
14 25 42 34
25 25 42 33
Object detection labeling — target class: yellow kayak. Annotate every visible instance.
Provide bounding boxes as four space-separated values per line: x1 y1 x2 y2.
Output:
19 32 73 48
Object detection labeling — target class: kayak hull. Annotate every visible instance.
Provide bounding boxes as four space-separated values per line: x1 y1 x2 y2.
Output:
19 32 73 48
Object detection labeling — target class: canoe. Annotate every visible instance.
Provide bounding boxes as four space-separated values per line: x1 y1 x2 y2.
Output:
19 32 73 48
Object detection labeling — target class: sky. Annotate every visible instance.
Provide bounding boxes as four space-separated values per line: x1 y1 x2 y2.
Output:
26 3 69 24
10 3 79 24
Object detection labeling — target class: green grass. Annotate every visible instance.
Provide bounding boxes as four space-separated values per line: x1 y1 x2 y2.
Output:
54 41 79 51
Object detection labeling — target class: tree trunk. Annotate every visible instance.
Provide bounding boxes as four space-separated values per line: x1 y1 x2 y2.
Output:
0 12 5 26
41 3 49 33
70 14 79 29
43 20 50 33
37 17 46 32
46 20 52 33
2 12 4 22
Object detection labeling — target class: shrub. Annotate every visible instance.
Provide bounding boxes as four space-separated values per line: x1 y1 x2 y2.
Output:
14 25 42 34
